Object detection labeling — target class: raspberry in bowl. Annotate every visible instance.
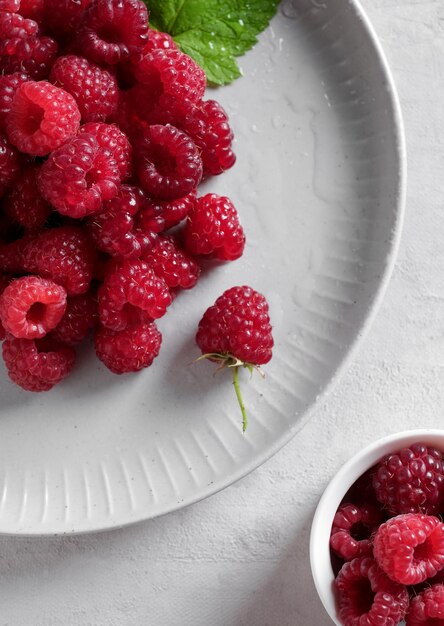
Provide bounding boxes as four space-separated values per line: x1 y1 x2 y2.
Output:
310 430 444 626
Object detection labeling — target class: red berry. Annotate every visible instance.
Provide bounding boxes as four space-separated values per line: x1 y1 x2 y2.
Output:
196 286 274 366
143 235 200 290
0 275 11 340
43 0 92 37
6 81 80 156
0 132 20 197
51 292 98 346
406 584 444 625
137 190 196 232
98 259 172 331
94 321 162 374
0 1 20 10
0 276 66 339
373 443 444 516
4 165 51 231
0 72 28 132
19 0 45 22
50 55 119 123
0 10 37 39
38 133 120 218
78 0 149 66
144 28 177 53
330 503 383 561
335 557 409 626
2 334 75 391
184 193 245 261
374 513 444 585
78 122 132 180
135 124 203 200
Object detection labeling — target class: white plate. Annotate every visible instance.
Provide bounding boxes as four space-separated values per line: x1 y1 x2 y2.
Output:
0 0 405 535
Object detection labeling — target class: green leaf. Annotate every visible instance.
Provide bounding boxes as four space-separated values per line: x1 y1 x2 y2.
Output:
147 0 279 85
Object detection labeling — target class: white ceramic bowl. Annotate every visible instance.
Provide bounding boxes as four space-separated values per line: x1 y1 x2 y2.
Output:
310 429 444 625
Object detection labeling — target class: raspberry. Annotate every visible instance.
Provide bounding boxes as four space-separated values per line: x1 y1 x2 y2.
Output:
94 321 161 374
144 28 177 53
373 513 444 585
50 56 119 123
0 276 66 339
2 334 75 391
17 226 95 296
6 81 80 156
0 133 20 197
4 165 51 231
373 443 444 516
407 584 444 625
79 122 132 180
38 133 120 218
183 194 245 261
143 235 200 291
137 190 196 231
0 0 20 10
51 292 98 346
196 286 274 366
0 72 28 131
87 185 156 258
0 275 11 340
0 20 57 79
136 124 203 200
335 557 409 626
330 503 383 561
78 0 149 66
43 0 92 37
98 259 171 331
133 48 206 104
0 10 37 39
19 0 45 22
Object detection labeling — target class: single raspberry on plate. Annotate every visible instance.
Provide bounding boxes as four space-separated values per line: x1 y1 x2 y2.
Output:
143 235 200 291
6 80 80 156
38 133 120 218
144 28 177 53
330 503 383 562
135 124 203 200
335 557 409 626
19 0 45 22
43 0 92 37
0 0 20 10
0 72 28 131
50 55 119 123
4 165 51 231
0 276 67 340
137 190 196 232
87 184 156 258
51 292 98 346
372 443 444 515
94 321 162 374
373 513 444 585
78 122 132 180
0 133 21 197
184 193 246 261
133 48 206 104
98 259 172 331
78 0 149 66
2 334 75 391
406 584 444 625
19 226 96 296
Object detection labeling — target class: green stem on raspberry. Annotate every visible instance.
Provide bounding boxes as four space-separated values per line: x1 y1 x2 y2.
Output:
232 365 248 432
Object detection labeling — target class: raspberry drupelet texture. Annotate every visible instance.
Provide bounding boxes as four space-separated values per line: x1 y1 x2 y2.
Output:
406 584 444 625
144 28 177 53
196 286 274 366
0 133 20 197
51 292 98 346
0 276 67 339
88 184 156 259
2 334 75 391
335 557 409 626
373 513 444 585
0 10 37 40
43 0 92 38
38 133 120 218
94 321 162 374
372 443 444 516
136 124 203 200
143 235 201 291
6 81 80 156
4 165 51 231
19 0 45 22
133 48 206 104
0 72 28 132
137 190 196 231
50 55 119 123
184 193 245 261
0 275 11 340
78 0 149 66
0 0 21 10
330 503 383 562
79 122 132 180
98 259 172 331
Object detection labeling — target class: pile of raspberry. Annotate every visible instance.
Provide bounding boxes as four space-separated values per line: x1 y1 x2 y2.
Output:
330 442 444 626
0 0 244 392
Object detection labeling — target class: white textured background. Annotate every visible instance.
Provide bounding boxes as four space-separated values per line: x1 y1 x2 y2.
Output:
1 1 441 624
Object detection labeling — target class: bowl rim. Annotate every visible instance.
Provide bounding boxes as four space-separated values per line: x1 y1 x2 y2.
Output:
310 429 444 625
